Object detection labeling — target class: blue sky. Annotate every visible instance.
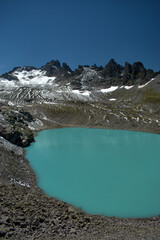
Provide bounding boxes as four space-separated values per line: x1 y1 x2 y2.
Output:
0 0 160 74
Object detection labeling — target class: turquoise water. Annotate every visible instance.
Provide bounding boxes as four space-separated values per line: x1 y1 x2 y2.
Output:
26 128 160 218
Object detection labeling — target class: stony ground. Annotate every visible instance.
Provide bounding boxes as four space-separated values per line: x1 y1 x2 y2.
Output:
1 183 160 240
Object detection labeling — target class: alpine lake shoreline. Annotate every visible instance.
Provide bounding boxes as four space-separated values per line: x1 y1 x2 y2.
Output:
0 102 160 240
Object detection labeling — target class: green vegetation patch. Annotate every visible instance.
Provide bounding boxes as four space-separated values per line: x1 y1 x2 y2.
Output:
142 89 160 104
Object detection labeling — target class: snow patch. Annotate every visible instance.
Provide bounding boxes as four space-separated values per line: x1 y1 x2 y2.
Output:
101 86 118 93
81 91 91 96
138 78 155 88
0 78 17 88
120 86 133 90
109 98 116 101
124 86 133 90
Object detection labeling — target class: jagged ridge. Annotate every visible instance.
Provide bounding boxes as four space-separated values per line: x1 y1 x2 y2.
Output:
0 58 158 87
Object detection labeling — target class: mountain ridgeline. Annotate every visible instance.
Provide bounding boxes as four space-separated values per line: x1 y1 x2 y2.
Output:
0 59 158 89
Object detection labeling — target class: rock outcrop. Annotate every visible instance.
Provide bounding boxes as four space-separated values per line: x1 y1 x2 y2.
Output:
0 107 34 147
41 60 72 77
102 58 123 78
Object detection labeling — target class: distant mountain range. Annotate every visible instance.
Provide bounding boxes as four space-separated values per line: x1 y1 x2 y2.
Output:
1 59 159 87
0 59 159 105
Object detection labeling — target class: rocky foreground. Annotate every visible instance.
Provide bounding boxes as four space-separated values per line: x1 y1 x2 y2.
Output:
0 59 160 239
1 184 160 240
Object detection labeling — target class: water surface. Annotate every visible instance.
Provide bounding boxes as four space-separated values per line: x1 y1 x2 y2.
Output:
26 128 160 218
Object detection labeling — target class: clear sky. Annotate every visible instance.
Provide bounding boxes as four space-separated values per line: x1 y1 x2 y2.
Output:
0 0 160 74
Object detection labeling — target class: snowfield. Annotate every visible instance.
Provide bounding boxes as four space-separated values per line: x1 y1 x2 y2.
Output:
13 69 56 86
0 69 56 88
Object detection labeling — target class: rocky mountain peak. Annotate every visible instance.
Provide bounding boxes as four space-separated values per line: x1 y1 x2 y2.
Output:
41 60 61 77
124 62 132 75
61 63 72 75
0 66 37 81
41 60 72 77
91 64 103 71
102 59 123 78
122 62 133 83
73 65 86 76
132 62 146 79
47 60 61 68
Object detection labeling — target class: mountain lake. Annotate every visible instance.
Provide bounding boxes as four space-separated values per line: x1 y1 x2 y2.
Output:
26 128 160 218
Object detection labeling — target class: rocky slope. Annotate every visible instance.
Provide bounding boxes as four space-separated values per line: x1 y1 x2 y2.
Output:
0 59 159 106
0 59 160 239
